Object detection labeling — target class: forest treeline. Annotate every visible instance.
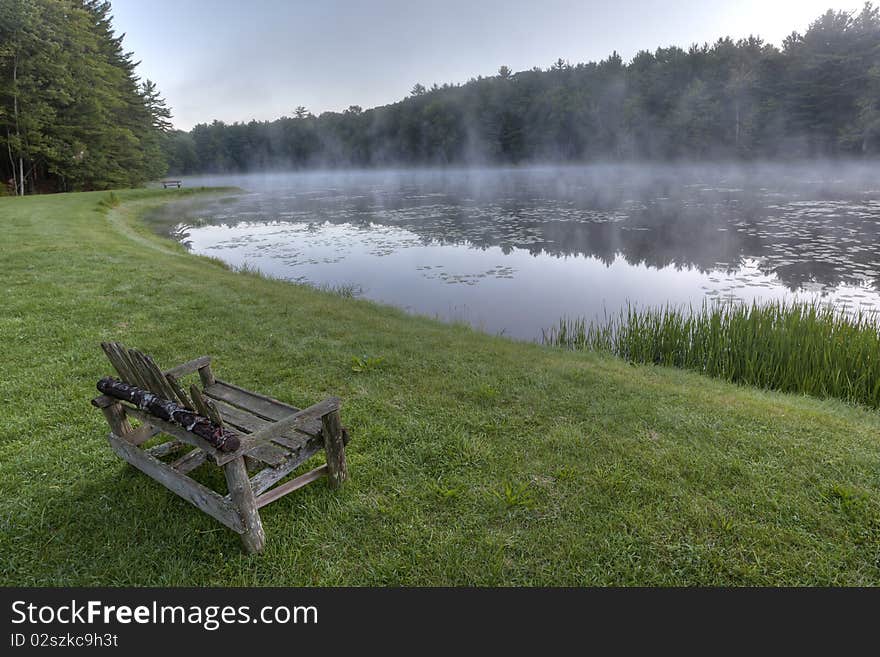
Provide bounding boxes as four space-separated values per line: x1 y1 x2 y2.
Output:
166 4 880 174
2 3 879 191
0 0 171 193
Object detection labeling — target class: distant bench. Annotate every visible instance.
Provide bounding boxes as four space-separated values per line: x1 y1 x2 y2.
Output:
162 179 182 189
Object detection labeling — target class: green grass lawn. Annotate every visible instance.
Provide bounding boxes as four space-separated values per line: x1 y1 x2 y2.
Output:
2 188 880 585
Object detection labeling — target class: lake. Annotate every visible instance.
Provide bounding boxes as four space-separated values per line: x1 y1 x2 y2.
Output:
144 163 880 341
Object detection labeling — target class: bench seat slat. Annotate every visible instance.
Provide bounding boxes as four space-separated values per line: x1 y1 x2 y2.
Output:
211 399 311 467
245 444 289 467
204 379 300 422
212 399 320 444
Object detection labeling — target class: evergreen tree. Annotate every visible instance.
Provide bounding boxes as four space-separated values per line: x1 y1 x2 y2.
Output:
0 0 172 192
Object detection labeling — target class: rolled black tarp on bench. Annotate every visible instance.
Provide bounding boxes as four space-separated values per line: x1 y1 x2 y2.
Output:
96 377 240 452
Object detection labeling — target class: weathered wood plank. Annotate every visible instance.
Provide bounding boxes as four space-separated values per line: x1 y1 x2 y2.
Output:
146 353 183 402
206 400 297 467
146 439 185 458
108 433 245 534
247 437 324 495
99 342 124 378
321 408 348 489
210 399 267 431
171 448 208 475
123 405 254 466
255 465 328 508
164 355 211 379
190 384 224 428
247 397 340 445
243 443 289 467
134 351 156 390
123 347 153 389
223 457 264 553
204 379 301 422
205 392 328 468
132 351 171 399
118 343 150 389
268 432 313 451
165 373 194 410
210 398 316 462
124 407 219 461
100 402 132 437
198 363 216 388
99 378 240 452
101 342 137 385
128 350 159 394
190 384 212 419
91 394 115 409
204 398 224 429
125 423 160 446
211 399 318 444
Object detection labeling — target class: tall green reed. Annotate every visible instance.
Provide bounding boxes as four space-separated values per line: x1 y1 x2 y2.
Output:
543 301 880 409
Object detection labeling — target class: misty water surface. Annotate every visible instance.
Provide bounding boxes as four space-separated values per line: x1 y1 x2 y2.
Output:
145 164 880 340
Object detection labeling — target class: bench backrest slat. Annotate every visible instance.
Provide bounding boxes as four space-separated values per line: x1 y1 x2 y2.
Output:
101 342 178 403
101 342 140 387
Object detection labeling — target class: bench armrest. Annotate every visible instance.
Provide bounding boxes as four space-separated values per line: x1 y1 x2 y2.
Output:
246 397 340 445
164 356 212 378
91 394 116 409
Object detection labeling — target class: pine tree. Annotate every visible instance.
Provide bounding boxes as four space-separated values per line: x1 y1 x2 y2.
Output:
0 0 173 192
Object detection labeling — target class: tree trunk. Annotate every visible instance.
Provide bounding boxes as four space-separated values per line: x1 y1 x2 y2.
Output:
6 128 17 195
12 53 23 196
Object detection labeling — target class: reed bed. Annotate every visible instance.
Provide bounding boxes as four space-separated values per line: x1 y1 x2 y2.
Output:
544 301 880 409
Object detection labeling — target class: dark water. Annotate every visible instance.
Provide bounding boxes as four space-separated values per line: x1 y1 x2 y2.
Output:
145 164 880 340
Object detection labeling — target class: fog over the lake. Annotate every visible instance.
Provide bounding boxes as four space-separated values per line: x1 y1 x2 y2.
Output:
128 3 880 338
155 4 880 175
145 161 880 340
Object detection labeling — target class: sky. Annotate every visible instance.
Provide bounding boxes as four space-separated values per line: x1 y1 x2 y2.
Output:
110 0 864 131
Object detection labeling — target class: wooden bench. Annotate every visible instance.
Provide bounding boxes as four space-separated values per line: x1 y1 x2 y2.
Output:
91 342 349 553
161 180 182 188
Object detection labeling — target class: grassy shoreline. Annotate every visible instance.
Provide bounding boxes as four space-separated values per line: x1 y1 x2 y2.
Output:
545 301 880 409
2 188 880 585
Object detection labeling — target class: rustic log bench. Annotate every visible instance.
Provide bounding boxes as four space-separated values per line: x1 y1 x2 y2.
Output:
91 342 349 553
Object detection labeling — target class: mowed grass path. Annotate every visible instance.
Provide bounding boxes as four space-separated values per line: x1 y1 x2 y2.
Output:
2 189 880 585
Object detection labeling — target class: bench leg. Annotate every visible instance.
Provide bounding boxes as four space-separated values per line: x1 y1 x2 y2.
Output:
101 401 132 438
224 456 265 554
321 409 348 489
